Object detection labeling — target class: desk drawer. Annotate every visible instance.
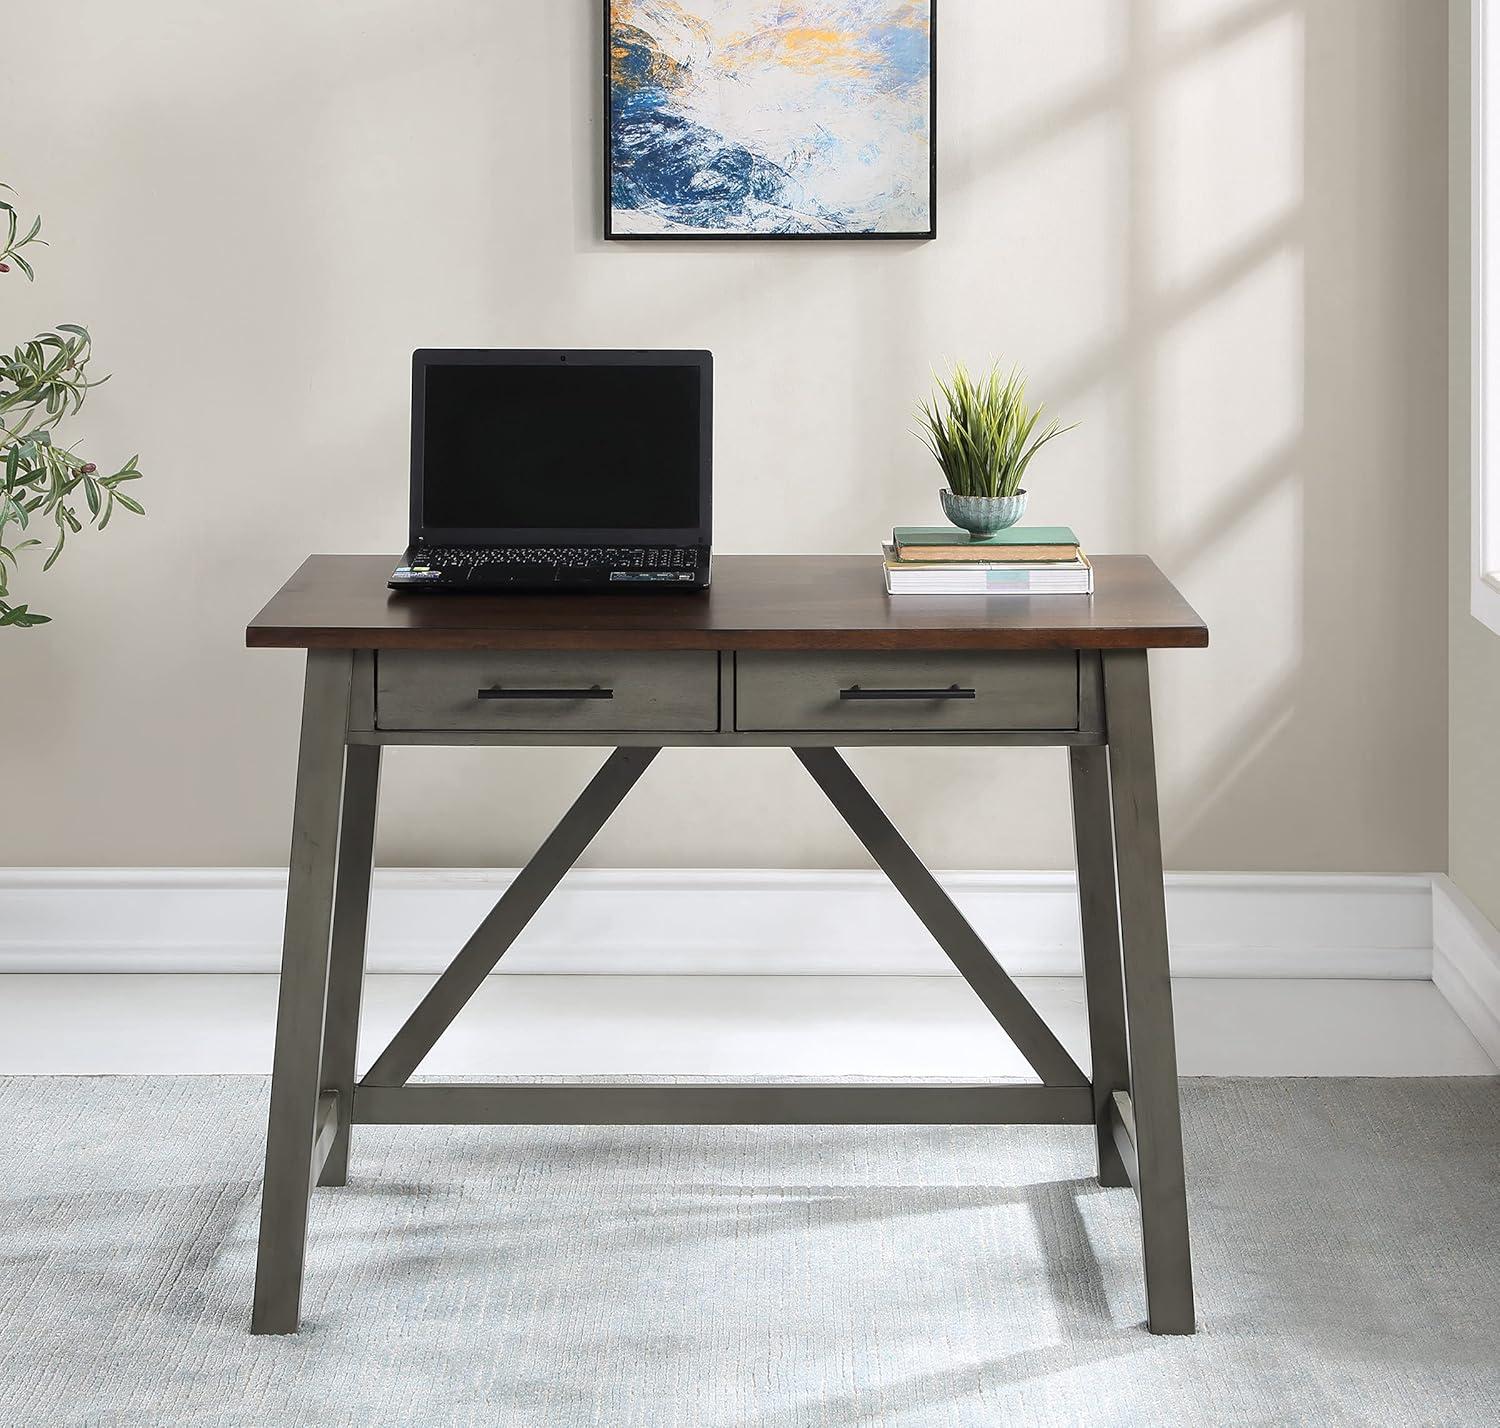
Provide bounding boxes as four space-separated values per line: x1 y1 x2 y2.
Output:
734 652 1079 732
376 652 719 732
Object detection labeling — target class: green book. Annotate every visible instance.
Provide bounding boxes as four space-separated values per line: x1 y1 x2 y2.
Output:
894 525 1079 549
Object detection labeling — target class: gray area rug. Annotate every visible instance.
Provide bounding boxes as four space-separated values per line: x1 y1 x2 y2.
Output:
0 1077 1497 1428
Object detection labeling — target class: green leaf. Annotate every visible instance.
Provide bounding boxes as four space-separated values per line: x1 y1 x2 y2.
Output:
0 604 52 627
113 492 144 515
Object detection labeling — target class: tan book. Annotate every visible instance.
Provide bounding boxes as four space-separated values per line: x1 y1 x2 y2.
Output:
892 524 1080 563
894 541 1081 563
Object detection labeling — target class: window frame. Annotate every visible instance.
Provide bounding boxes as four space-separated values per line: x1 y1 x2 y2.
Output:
1473 0 1500 635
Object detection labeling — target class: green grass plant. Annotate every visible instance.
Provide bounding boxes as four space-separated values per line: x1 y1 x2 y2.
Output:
916 362 1073 499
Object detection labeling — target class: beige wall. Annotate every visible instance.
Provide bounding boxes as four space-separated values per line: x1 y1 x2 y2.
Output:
3 0 1449 872
1450 2 1500 928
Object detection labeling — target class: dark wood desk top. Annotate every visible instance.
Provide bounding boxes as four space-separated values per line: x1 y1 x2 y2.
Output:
246 554 1208 653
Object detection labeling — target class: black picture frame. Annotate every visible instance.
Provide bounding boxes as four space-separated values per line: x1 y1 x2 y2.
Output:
603 0 937 242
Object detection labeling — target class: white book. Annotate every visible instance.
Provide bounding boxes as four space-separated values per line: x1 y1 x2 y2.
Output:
881 546 1094 596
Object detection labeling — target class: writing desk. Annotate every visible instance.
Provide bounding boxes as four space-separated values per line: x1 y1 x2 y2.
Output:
245 554 1208 1336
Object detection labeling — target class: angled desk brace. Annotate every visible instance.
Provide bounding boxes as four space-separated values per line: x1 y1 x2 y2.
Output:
245 554 1208 1338
356 742 1087 1100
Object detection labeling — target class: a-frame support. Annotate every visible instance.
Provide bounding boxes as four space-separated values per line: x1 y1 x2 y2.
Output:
362 746 659 1087
791 747 1086 1086
359 743 1085 1093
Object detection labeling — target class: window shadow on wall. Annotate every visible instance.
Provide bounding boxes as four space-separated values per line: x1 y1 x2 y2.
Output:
931 0 1444 873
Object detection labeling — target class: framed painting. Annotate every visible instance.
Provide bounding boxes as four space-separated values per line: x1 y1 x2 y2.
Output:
605 0 936 240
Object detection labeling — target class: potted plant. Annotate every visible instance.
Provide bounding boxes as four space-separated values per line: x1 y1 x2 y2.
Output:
916 362 1072 536
0 182 144 628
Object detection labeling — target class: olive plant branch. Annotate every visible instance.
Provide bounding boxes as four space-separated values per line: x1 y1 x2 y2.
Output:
0 184 145 627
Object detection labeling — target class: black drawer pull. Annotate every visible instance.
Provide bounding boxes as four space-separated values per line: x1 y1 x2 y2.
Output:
839 684 977 701
477 685 614 701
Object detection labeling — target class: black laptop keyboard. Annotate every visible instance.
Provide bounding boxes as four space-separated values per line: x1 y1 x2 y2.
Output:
417 545 699 571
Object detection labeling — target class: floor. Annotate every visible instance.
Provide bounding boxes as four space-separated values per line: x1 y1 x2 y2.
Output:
3 972 1491 1076
4 1075 1498 1427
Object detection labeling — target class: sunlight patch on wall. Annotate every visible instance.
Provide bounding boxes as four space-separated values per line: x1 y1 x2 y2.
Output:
976 0 1127 132
1152 246 1305 557
1151 7 1304 293
1151 0 1288 47
1152 474 1304 851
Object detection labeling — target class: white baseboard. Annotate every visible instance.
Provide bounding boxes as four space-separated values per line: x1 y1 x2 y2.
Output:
1432 876 1500 1065
0 868 1435 979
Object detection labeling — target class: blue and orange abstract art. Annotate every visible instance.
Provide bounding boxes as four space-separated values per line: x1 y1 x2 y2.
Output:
607 0 935 238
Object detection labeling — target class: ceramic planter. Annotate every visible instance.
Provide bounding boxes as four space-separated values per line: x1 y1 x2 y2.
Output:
938 488 1028 535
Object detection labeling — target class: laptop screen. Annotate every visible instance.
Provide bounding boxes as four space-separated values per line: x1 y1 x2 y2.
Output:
418 357 705 536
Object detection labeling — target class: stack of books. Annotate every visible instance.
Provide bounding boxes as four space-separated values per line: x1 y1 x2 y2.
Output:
882 525 1093 595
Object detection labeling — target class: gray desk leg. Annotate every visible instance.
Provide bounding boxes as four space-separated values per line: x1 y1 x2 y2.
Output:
317 742 381 1187
1103 650 1195 1335
1068 745 1130 1188
251 650 352 1336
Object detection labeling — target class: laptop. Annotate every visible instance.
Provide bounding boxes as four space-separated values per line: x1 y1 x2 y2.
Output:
390 348 712 592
